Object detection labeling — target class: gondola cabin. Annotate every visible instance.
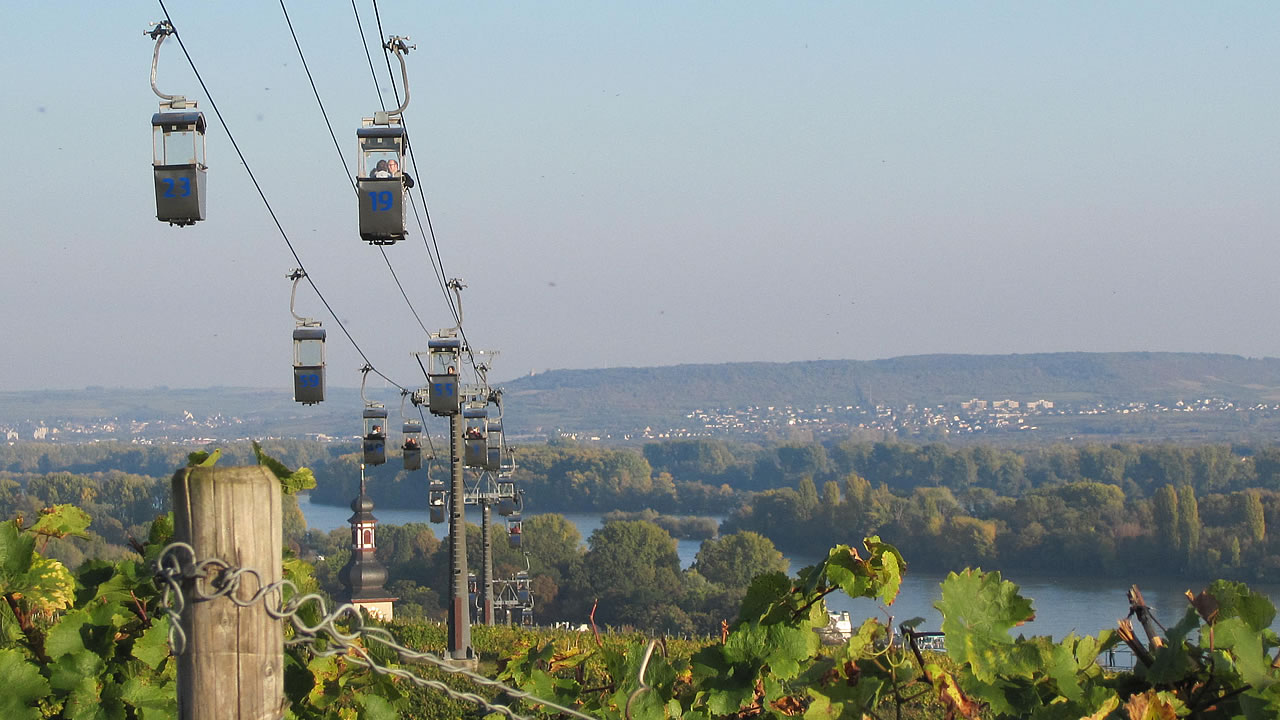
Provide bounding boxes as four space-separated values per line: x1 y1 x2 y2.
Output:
516 571 531 605
485 419 504 471
356 124 407 244
520 607 533 626
427 336 462 416
402 421 422 470
496 480 516 516
428 479 446 523
292 326 325 404
463 408 488 468
507 514 522 549
362 406 388 466
467 573 478 608
152 111 207 226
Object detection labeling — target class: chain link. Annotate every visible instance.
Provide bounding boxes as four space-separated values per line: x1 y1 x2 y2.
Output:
154 542 598 720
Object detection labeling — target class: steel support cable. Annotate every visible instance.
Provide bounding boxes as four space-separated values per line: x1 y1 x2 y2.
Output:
351 0 387 113
368 0 474 362
352 0 466 375
155 0 408 393
278 0 434 341
279 0 354 194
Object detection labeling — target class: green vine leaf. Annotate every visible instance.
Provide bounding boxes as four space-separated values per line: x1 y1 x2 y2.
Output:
936 569 1035 684
0 521 37 589
186 449 220 467
0 648 50 720
30 505 91 541
253 441 317 494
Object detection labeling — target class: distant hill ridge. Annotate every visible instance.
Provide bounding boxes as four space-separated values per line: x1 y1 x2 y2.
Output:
501 352 1280 432
6 352 1280 438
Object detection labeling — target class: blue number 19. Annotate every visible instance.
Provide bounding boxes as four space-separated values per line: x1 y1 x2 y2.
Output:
368 191 393 211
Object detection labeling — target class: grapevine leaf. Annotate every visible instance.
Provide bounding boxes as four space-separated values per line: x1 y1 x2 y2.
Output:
1037 636 1084 703
356 693 397 720
1204 579 1276 633
50 650 105 692
63 675 107 720
936 569 1035 683
30 504 92 541
45 608 92 658
0 597 21 645
931 668 983 719
862 536 904 604
253 441 317 494
191 448 221 466
1123 689 1179 720
0 520 37 588
121 675 177 720
1079 693 1120 720
705 682 757 717
23 556 76 614
1213 617 1278 689
0 648 50 720
132 619 172 670
147 513 174 547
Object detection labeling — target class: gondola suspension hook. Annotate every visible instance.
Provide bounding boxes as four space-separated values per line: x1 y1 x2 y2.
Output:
146 20 195 110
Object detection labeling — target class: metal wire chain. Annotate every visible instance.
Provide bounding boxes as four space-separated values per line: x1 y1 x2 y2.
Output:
154 542 599 720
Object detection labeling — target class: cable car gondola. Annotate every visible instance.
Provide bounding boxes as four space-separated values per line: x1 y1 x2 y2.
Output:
463 407 488 468
287 269 325 404
362 405 388 466
356 123 407 244
402 420 422 471
485 419 504 472
424 333 462 416
356 37 414 245
507 513 523 549
428 479 446 524
147 21 207 226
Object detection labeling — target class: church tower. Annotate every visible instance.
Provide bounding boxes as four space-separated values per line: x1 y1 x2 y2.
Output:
338 473 396 620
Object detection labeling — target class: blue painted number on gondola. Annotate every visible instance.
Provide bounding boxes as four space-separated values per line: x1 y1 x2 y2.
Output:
368 191 394 211
161 177 192 198
433 382 454 396
299 373 320 387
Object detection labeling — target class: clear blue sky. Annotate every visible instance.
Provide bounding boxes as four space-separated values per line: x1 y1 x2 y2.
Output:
2 2 1277 395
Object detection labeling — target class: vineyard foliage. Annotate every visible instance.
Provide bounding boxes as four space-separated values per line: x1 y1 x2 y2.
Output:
4 499 1280 718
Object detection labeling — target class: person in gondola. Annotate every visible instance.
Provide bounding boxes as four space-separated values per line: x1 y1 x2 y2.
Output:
368 424 383 439
388 159 415 188
372 160 391 178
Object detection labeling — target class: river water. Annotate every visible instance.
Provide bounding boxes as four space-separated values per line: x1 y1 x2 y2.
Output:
299 495 1280 640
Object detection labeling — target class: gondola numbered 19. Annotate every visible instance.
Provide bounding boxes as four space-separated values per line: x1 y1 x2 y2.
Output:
356 123 407 245
356 36 415 245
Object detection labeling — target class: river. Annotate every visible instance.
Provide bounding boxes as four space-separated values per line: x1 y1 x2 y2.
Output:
298 495 1280 640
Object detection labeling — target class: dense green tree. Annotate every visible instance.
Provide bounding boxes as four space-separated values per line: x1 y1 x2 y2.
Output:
1177 485 1200 558
1152 484 1180 549
560 520 682 628
691 531 787 589
1242 490 1266 543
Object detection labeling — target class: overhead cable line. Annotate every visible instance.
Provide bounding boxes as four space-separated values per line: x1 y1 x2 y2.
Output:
278 0 433 339
368 0 479 373
358 0 459 327
356 0 478 374
155 0 409 393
